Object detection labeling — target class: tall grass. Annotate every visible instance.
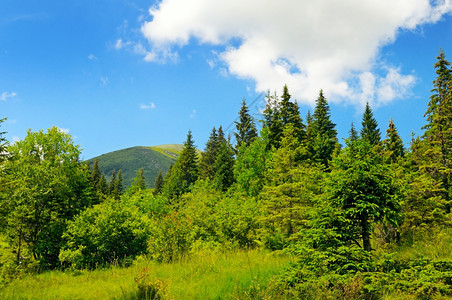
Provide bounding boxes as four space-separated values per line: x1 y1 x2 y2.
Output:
0 249 293 299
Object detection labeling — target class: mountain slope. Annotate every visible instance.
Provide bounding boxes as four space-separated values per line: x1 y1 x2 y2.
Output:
87 146 177 189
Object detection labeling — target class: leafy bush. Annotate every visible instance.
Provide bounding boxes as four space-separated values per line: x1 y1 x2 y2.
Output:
59 199 151 269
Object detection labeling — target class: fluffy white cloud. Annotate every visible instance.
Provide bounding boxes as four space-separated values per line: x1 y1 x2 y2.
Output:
140 0 451 106
140 102 156 109
0 91 17 101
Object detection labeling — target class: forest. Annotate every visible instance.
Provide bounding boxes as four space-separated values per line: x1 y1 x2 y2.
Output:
0 51 451 299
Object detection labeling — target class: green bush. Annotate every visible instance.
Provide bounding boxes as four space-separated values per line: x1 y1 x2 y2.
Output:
59 199 151 269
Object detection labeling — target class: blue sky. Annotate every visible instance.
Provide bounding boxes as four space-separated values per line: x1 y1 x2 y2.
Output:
1 0 451 159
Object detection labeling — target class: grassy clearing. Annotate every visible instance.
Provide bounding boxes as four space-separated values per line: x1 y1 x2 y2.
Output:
0 249 293 300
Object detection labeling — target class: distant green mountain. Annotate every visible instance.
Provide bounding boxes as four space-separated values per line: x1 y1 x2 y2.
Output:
87 146 180 189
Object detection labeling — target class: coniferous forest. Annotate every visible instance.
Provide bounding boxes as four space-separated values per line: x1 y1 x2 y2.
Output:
0 51 451 299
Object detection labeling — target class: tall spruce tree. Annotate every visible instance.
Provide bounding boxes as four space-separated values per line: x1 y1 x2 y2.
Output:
108 170 117 195
262 91 283 149
279 85 306 142
361 102 381 145
234 98 258 151
307 90 337 166
383 118 404 163
349 122 359 142
153 170 164 194
162 130 199 199
199 127 218 180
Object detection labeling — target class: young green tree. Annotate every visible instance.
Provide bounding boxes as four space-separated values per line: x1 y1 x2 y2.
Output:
234 98 258 151
361 102 381 146
0 127 93 268
199 127 218 180
383 118 405 163
325 139 401 251
213 133 235 191
307 90 338 166
349 122 359 142
111 170 123 200
108 169 117 195
162 130 199 199
153 170 164 194
279 85 306 142
261 91 283 149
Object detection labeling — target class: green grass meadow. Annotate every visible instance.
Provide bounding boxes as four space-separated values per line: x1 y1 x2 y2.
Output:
0 250 293 299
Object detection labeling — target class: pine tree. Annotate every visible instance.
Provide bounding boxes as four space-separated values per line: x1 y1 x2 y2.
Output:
361 102 381 145
108 169 117 195
111 170 123 200
262 91 283 149
349 122 359 142
279 85 306 143
234 98 258 151
90 159 101 188
162 130 199 199
383 118 404 163
154 170 164 194
199 127 218 180
213 132 235 191
307 90 337 166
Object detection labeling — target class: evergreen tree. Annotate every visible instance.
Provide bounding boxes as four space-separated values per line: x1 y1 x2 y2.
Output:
90 159 101 188
383 118 405 163
234 98 258 151
213 132 235 191
307 90 337 166
162 130 199 199
420 50 452 213
127 168 146 195
361 102 381 145
199 127 218 180
154 170 164 194
262 91 283 149
108 169 117 195
111 170 123 200
279 85 306 142
349 122 359 142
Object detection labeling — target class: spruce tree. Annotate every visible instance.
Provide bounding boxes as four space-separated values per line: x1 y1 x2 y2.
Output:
279 85 306 143
213 132 235 191
111 170 123 200
262 91 283 149
234 98 258 151
108 169 117 195
361 102 381 145
383 118 404 163
199 127 218 180
349 122 359 142
162 130 199 199
307 90 337 166
90 159 101 188
154 170 164 194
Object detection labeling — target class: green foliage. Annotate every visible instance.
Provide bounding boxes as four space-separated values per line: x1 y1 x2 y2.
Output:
153 170 163 195
234 98 258 150
147 212 193 263
127 167 146 195
0 127 92 269
0 117 8 163
383 118 405 163
326 139 402 251
234 128 272 197
134 268 167 300
361 102 381 145
162 130 199 199
60 198 152 269
307 90 337 166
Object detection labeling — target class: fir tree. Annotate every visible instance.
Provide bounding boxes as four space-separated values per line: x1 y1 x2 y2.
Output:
361 102 381 145
234 98 258 151
383 118 404 163
349 122 359 142
307 90 337 166
213 132 235 191
262 91 283 149
111 170 123 200
153 170 164 194
199 127 218 180
162 130 199 199
279 85 306 143
108 169 117 195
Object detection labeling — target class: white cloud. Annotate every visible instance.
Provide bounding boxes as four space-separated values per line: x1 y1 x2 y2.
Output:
140 0 452 106
140 102 156 110
0 91 17 101
88 54 97 61
115 39 124 50
190 109 197 118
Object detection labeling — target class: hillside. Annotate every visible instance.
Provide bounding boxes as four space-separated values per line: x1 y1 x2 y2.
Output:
87 146 179 188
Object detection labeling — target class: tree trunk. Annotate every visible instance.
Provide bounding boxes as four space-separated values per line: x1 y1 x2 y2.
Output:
361 216 371 251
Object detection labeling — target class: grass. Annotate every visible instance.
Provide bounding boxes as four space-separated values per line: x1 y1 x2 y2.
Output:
0 249 293 299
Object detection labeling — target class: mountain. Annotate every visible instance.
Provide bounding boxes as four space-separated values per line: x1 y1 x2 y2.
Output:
87 145 182 189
